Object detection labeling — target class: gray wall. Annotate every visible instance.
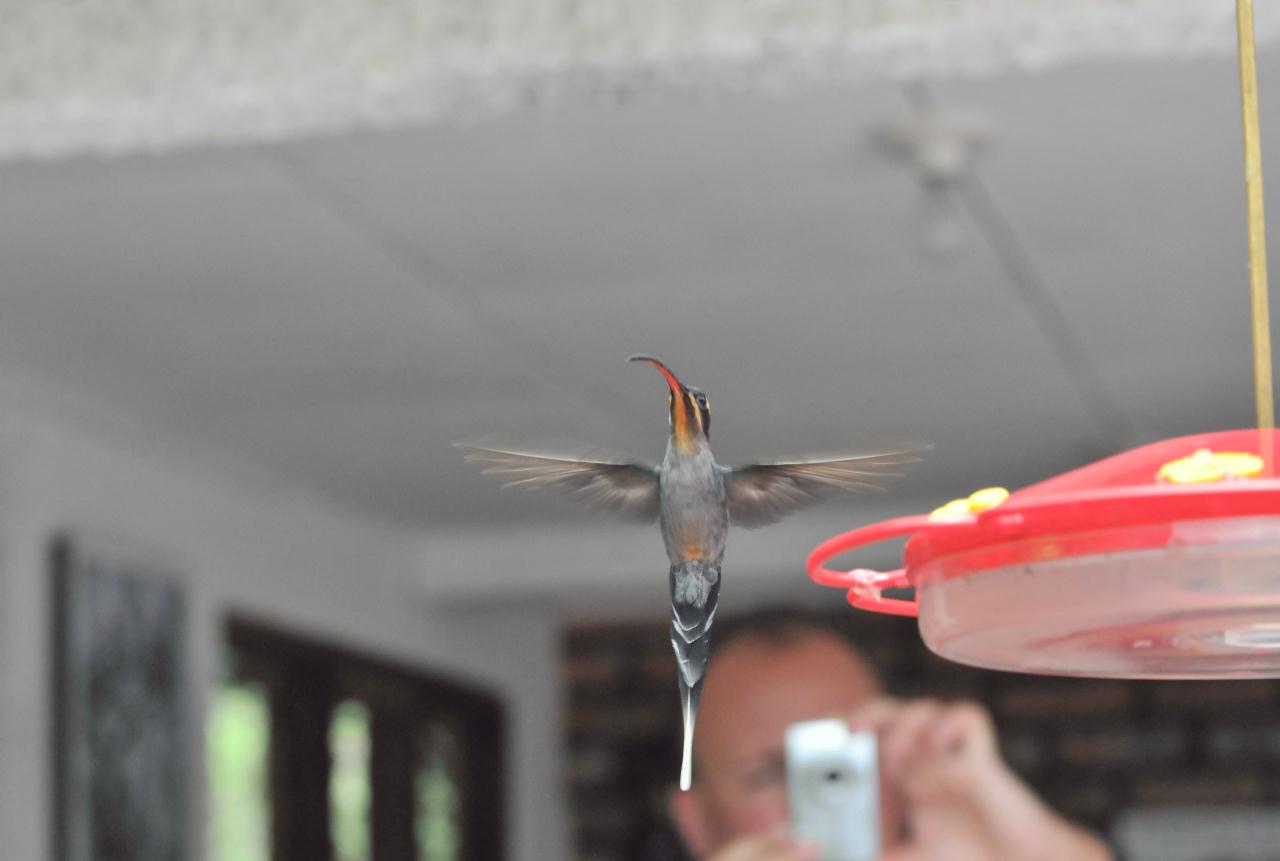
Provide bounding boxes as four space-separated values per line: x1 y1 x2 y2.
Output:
0 407 568 861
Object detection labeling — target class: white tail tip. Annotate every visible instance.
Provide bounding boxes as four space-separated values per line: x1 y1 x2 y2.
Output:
679 699 696 790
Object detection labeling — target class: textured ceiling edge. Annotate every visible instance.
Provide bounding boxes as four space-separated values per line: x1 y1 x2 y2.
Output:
1 0 1275 160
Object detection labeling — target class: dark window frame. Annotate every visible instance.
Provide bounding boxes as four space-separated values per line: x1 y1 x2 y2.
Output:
224 616 506 861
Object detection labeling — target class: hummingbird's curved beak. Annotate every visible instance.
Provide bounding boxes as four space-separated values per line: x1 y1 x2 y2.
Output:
631 354 699 447
629 355 684 394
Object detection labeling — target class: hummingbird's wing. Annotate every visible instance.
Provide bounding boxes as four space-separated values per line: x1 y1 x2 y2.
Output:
720 447 929 528
455 442 661 521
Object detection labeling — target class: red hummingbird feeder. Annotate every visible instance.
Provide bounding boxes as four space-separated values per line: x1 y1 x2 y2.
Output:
809 430 1280 678
809 1 1280 679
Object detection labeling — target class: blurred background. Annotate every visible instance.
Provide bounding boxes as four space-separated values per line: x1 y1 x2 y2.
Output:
5 1 1280 860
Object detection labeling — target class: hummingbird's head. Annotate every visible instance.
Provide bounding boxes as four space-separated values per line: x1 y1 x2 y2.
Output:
629 355 710 448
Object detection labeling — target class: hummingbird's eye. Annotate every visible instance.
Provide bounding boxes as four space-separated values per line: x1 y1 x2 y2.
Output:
696 394 708 409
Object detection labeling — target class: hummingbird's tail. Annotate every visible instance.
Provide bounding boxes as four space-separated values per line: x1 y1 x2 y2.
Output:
669 558 721 792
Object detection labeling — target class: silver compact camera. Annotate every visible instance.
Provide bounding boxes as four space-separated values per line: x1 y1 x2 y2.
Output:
784 718 880 861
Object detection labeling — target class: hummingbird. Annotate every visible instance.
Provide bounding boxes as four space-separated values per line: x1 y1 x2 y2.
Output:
456 355 925 791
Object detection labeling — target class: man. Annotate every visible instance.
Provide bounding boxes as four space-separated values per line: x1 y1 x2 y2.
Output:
668 611 1115 861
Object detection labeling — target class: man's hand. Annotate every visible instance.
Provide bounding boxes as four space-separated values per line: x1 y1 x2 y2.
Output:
704 828 818 861
850 698 1113 861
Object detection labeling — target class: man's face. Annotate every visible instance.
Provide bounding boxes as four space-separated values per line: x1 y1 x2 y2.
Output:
671 632 882 855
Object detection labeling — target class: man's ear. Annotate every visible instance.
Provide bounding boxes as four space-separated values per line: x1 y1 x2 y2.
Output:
669 785 713 858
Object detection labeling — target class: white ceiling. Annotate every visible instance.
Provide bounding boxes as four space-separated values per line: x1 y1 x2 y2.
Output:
2 38 1279 601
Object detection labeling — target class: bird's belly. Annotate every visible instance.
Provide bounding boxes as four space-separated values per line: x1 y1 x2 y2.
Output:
660 486 727 562
672 525 716 560
662 518 725 562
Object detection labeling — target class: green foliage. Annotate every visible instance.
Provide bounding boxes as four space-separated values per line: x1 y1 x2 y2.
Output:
329 700 372 861
207 684 271 861
416 723 460 861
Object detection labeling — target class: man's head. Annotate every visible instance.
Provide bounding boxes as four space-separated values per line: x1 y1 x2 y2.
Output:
669 609 882 857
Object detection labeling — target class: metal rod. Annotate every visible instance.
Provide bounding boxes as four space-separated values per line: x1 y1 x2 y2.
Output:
1237 0 1274 430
